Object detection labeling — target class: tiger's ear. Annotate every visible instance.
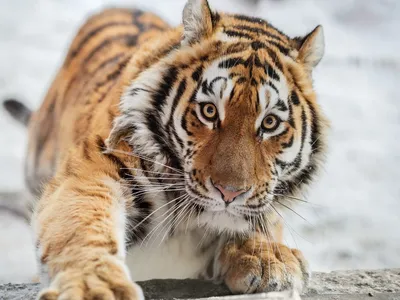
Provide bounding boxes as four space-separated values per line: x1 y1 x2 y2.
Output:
294 25 325 71
182 0 215 45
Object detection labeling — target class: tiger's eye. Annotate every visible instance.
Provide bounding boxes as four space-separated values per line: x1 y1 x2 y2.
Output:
200 103 218 121
261 114 280 132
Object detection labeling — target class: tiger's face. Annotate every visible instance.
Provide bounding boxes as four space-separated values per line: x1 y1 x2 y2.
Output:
184 57 292 221
110 0 327 233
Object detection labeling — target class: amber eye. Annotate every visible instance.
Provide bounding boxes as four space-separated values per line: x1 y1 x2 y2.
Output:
200 103 218 122
261 114 280 132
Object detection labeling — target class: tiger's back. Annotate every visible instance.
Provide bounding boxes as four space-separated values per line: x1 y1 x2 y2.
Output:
25 8 170 195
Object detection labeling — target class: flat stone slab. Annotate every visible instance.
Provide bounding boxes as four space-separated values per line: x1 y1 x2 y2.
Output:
1 269 400 300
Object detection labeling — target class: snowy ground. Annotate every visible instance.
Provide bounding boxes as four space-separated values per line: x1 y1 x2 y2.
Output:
0 0 399 283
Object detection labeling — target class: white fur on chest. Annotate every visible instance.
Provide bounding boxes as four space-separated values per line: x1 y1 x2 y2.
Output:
126 230 215 281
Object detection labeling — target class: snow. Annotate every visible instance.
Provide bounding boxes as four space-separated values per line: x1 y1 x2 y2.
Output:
0 0 399 283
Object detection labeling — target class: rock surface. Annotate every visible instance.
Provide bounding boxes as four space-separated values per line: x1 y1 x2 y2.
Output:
1 269 400 300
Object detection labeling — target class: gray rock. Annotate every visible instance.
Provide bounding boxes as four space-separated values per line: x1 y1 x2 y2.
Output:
1 269 400 300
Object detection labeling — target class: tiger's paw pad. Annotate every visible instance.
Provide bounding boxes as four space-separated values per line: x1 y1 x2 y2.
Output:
220 241 309 294
37 258 143 300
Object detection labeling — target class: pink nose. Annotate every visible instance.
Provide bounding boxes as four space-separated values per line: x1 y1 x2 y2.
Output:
214 184 246 203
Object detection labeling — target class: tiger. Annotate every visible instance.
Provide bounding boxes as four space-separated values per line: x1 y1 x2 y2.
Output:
3 0 328 299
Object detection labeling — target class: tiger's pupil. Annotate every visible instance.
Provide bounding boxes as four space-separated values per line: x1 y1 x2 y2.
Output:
265 117 274 125
202 103 217 120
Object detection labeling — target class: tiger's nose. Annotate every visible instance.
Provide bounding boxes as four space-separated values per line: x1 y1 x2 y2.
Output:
213 183 246 203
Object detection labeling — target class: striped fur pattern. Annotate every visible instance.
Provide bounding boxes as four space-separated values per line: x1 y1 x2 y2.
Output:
8 0 328 299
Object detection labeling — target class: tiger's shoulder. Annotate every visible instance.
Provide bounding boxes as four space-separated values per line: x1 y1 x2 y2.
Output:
23 8 174 195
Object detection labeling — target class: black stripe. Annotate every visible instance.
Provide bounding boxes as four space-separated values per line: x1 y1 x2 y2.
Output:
132 10 165 33
267 41 290 56
290 90 300 106
167 79 187 150
145 112 181 170
287 108 308 174
232 14 265 24
129 87 151 97
232 15 288 38
153 66 179 111
268 82 279 94
255 91 260 111
98 55 131 88
95 53 125 74
287 98 296 129
254 54 264 68
66 53 126 107
247 55 254 75
218 57 246 69
91 55 131 104
227 20 290 55
124 35 139 47
67 22 132 64
212 12 221 27
201 80 211 95
236 77 247 84
188 79 202 103
126 182 153 246
82 34 138 65
225 42 249 55
266 48 283 72
229 86 236 102
223 29 253 40
138 42 180 71
265 63 280 81
225 31 289 57
127 178 189 246
305 100 321 156
276 99 288 112
275 162 317 199
191 66 203 81
251 41 267 50
233 25 285 43
169 79 187 120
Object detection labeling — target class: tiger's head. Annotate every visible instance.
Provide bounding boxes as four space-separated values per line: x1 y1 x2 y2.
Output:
109 0 328 233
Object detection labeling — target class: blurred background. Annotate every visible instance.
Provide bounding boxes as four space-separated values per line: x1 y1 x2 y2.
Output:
0 0 399 284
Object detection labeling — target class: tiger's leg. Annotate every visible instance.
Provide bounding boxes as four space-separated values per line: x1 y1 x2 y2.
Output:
33 175 143 300
214 231 309 294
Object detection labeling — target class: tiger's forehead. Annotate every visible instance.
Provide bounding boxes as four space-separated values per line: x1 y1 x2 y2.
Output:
194 53 290 118
216 13 292 55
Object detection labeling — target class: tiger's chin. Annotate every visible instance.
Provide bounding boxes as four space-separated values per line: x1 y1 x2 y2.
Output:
194 203 269 234
197 210 252 233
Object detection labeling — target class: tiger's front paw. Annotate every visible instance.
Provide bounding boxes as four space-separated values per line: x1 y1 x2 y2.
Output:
37 256 143 300
219 238 309 294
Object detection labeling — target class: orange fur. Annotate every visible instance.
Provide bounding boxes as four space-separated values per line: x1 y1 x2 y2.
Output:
20 2 328 299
